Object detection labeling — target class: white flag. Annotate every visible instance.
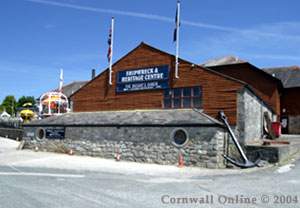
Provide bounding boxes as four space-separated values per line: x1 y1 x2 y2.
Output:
59 68 64 92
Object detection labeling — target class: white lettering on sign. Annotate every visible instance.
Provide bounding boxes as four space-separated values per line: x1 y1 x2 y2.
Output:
123 82 160 91
116 65 169 93
121 67 164 83
125 68 155 76
145 73 163 80
26 132 34 137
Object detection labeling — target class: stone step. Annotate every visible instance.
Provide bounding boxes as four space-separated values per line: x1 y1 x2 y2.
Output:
246 140 300 164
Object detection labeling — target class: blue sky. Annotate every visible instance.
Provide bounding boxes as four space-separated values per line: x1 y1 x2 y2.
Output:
1 0 300 101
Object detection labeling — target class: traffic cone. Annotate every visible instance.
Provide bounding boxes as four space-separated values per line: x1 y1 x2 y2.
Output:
178 152 184 168
115 147 121 161
115 153 121 161
68 149 74 155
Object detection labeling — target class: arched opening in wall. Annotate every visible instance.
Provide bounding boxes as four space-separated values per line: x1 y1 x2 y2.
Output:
36 128 45 140
171 128 189 147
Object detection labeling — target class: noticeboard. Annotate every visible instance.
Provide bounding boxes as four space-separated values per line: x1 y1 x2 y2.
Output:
116 65 169 93
45 127 65 140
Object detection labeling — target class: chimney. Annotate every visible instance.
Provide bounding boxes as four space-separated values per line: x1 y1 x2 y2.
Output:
91 69 96 79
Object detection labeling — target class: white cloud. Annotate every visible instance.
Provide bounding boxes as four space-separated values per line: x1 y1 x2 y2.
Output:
23 0 300 66
184 21 300 65
25 0 300 42
245 54 300 61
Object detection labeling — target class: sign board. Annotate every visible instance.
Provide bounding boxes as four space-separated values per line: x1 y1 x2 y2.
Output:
45 127 65 139
116 65 169 93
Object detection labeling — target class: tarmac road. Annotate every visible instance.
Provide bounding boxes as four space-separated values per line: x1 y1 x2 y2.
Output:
0 138 300 208
1 162 300 208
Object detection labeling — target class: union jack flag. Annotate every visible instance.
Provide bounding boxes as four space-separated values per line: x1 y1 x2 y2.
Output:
173 1 180 42
107 27 112 62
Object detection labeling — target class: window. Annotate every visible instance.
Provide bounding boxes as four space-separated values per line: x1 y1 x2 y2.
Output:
163 86 202 109
171 128 189 147
183 88 191 97
36 128 45 140
173 88 181 97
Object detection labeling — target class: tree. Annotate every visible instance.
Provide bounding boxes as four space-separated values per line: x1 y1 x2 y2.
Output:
1 95 17 116
17 96 36 108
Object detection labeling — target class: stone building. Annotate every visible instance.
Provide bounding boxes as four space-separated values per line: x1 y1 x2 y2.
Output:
23 42 279 168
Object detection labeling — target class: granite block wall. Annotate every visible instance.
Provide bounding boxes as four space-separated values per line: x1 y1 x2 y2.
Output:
237 88 274 144
24 126 227 168
0 128 23 140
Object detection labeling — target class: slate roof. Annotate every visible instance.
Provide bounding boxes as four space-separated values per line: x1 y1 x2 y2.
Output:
207 62 283 87
202 56 246 67
59 81 88 98
24 109 223 127
263 66 300 88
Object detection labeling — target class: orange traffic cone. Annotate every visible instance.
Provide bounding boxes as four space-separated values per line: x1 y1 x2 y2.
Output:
178 152 184 168
115 147 121 161
115 153 121 161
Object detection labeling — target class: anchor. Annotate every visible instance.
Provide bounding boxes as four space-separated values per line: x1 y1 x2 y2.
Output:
219 111 261 168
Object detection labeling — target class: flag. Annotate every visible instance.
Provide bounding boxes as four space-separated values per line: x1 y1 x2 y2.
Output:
59 69 63 92
174 1 180 78
107 27 112 62
173 1 180 42
107 17 114 85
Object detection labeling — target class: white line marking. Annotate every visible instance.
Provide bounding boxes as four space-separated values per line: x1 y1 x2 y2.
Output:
7 165 23 173
0 172 85 178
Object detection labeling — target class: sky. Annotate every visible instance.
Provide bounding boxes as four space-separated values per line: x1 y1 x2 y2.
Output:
1 0 300 101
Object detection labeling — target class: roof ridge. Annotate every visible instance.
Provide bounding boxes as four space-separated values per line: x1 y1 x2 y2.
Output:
70 42 248 98
263 65 300 70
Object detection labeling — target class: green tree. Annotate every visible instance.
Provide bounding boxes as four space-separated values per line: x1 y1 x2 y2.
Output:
17 96 36 108
1 95 17 116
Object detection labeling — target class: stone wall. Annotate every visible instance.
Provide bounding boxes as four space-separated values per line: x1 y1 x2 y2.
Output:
0 128 23 140
24 126 227 168
237 88 275 144
289 116 300 134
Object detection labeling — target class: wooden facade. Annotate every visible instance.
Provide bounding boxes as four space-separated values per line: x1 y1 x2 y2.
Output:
281 87 300 116
71 43 251 124
209 63 282 115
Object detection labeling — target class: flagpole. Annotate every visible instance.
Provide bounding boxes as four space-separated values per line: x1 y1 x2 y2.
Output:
175 1 180 79
109 17 114 85
58 68 63 114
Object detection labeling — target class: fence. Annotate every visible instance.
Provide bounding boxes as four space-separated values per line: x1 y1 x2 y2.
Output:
0 118 22 129
0 118 23 140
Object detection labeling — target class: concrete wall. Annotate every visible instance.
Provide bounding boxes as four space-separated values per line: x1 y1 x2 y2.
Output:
289 116 300 134
237 88 275 144
24 126 227 168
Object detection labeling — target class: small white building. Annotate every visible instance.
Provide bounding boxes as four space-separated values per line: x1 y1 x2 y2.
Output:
0 111 11 118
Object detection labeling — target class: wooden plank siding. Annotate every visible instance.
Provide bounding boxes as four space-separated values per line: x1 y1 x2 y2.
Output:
281 87 300 115
71 43 245 124
209 63 282 115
